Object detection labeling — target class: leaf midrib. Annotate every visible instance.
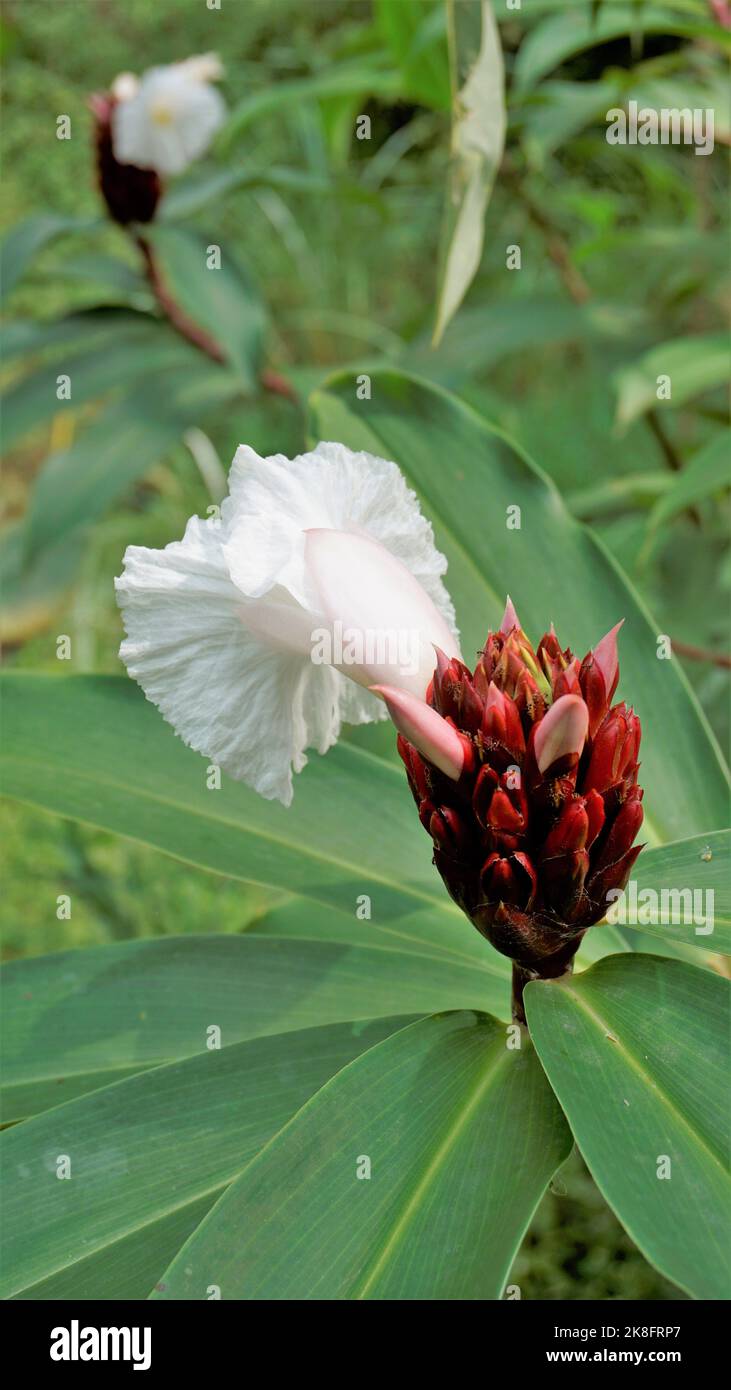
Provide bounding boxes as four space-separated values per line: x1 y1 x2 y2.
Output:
353 1033 512 1298
563 983 728 1179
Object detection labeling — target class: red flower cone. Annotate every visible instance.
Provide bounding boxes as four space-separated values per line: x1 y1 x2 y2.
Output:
90 93 161 226
392 600 644 1022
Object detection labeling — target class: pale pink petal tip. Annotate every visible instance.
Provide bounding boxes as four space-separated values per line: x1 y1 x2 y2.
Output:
534 694 589 774
370 684 464 780
500 594 520 636
593 619 624 690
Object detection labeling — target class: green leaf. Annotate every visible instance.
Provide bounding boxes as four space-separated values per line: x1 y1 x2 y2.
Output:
409 296 644 388
153 1011 572 1300
646 432 731 533
1 307 162 364
308 370 729 843
375 0 451 110
525 955 730 1299
518 77 620 167
24 364 243 556
159 165 337 221
0 673 483 936
618 830 730 955
221 62 401 148
0 522 83 646
0 928 508 1122
433 0 506 343
53 254 149 303
1 1017 413 1299
2 321 203 453
514 5 729 94
143 226 266 388
247 895 493 968
614 335 731 430
0 214 98 304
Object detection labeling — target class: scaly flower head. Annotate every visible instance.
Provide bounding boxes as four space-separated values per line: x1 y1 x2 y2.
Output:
392 599 643 986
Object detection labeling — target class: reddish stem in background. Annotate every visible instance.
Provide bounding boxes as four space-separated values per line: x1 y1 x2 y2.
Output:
671 639 731 670
134 233 298 401
135 234 226 364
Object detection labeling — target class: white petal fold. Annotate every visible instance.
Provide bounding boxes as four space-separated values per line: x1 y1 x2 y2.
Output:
116 441 460 805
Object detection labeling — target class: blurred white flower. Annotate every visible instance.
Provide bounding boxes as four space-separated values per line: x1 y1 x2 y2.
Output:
115 443 460 805
111 53 225 177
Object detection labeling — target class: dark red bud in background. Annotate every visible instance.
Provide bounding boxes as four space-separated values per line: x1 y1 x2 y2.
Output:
91 93 161 226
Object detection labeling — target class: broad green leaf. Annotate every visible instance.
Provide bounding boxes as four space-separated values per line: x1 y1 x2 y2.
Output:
0 522 83 645
0 930 508 1122
514 6 729 94
143 226 266 388
525 955 730 1299
247 895 496 969
375 0 450 110
2 322 203 453
646 432 731 533
1 307 163 364
618 830 730 955
248 887 700 976
53 254 149 303
0 672 478 934
24 365 243 555
614 335 731 430
1 1017 413 1299
433 0 506 343
160 165 337 221
221 62 401 148
0 214 99 303
518 77 620 166
308 370 729 842
410 296 645 388
153 1011 572 1300
568 471 671 520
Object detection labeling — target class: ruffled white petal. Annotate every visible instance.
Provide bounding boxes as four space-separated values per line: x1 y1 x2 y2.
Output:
222 441 459 637
115 516 324 805
116 441 459 804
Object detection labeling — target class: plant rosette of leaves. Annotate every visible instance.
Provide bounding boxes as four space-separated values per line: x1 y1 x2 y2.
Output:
1 372 729 1301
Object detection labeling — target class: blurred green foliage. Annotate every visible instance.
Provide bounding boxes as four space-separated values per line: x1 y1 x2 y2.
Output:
2 0 727 1300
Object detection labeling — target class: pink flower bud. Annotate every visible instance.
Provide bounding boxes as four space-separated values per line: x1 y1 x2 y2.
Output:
533 694 589 774
372 684 467 781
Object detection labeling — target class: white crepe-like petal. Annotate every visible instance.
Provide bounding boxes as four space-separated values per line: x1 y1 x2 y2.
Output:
222 442 459 631
116 515 328 805
116 442 460 804
111 60 225 176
